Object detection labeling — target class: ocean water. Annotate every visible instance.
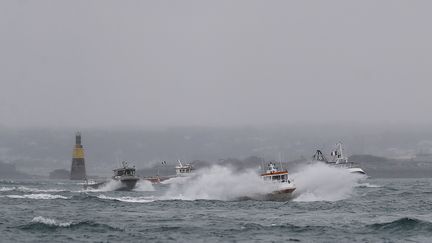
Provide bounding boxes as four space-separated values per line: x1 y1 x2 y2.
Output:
1 164 432 242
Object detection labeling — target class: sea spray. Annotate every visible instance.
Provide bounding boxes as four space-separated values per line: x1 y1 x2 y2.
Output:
83 180 123 192
134 180 155 191
163 165 278 200
291 162 363 202
160 176 189 185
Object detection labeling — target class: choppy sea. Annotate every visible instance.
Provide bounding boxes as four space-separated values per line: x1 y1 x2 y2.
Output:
1 163 432 242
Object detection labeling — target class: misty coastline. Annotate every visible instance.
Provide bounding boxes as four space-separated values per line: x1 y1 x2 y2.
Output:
1 125 432 179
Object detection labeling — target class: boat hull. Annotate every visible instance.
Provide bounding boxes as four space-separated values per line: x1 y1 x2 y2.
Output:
347 167 366 174
83 178 139 191
265 187 296 201
117 178 139 191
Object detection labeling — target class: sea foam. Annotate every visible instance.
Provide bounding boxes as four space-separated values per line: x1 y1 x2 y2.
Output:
6 193 67 200
31 216 72 227
97 194 154 203
133 180 155 191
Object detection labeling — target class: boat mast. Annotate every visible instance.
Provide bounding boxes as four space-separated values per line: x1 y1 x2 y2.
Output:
336 142 348 163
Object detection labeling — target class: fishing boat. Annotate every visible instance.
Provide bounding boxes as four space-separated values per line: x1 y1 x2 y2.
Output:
143 160 194 184
175 160 194 177
83 161 140 190
112 161 140 190
261 162 296 200
313 142 366 174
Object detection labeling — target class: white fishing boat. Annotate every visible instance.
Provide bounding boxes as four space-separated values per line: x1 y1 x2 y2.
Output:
261 162 296 200
313 142 366 175
175 160 194 177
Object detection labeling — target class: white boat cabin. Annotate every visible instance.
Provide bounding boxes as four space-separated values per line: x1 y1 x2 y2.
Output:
175 160 194 176
261 163 290 183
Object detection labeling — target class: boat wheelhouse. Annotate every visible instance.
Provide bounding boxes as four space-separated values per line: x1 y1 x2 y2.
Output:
113 161 137 179
175 160 194 177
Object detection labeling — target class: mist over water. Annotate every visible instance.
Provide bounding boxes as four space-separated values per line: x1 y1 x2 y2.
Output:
133 180 155 192
291 162 364 202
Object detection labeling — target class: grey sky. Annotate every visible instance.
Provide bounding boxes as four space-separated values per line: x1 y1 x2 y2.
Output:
0 1 431 128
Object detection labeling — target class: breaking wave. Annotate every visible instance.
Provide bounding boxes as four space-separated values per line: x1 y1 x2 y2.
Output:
5 194 67 200
163 165 279 201
31 216 72 227
97 194 154 203
291 162 363 202
0 186 64 193
19 216 123 232
0 187 15 192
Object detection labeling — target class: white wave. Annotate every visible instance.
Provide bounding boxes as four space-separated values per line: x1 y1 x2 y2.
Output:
83 180 123 192
0 187 15 192
32 216 72 227
97 194 154 203
356 183 381 188
6 193 67 200
291 162 363 202
18 186 65 193
163 165 279 201
0 186 64 193
133 180 155 191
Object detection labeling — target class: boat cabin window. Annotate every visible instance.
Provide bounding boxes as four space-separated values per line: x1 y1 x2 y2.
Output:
272 175 281 181
178 168 191 173
115 169 135 176
124 169 135 176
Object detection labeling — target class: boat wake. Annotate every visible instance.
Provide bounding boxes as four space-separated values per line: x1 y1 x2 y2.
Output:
83 180 123 192
356 183 381 188
97 194 155 203
291 162 363 202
